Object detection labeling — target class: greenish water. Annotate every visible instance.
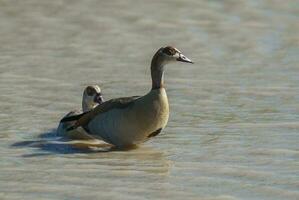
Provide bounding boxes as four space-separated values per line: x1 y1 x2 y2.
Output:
0 0 298 199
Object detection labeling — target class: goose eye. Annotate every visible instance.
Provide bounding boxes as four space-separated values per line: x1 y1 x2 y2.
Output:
165 50 172 56
164 50 171 56
163 47 176 56
86 87 95 96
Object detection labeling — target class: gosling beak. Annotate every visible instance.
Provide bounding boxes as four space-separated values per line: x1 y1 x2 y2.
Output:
177 53 193 64
94 93 104 104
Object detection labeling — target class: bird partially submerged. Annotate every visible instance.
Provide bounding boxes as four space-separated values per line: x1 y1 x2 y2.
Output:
57 85 104 140
61 46 193 147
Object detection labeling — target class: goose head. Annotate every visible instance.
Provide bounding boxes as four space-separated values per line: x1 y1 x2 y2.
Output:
151 46 193 89
82 85 104 112
152 46 193 66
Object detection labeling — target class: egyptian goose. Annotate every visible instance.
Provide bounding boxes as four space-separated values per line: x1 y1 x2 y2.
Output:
57 85 104 140
61 46 193 147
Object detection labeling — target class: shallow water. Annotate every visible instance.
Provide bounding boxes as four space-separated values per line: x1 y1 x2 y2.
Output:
0 0 298 199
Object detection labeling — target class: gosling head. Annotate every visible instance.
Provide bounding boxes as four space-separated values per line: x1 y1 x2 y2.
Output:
82 85 104 112
153 46 193 66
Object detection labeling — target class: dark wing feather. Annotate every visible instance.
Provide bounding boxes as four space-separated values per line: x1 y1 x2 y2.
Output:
63 96 140 130
60 112 89 123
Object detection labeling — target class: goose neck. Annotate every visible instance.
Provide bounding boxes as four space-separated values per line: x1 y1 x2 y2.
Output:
82 101 95 112
151 55 165 90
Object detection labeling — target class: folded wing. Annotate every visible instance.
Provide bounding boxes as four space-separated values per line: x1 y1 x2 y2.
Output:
61 96 140 130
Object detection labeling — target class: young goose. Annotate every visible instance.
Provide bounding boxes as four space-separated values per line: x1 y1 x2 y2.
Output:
57 85 104 140
61 46 193 147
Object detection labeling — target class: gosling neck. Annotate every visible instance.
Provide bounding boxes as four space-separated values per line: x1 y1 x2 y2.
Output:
82 100 96 112
151 53 165 90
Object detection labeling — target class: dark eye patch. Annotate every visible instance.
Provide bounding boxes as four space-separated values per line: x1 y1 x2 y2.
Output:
162 46 176 56
86 86 96 96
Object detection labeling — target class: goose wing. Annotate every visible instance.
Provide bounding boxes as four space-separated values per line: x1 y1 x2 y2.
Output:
61 96 140 130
